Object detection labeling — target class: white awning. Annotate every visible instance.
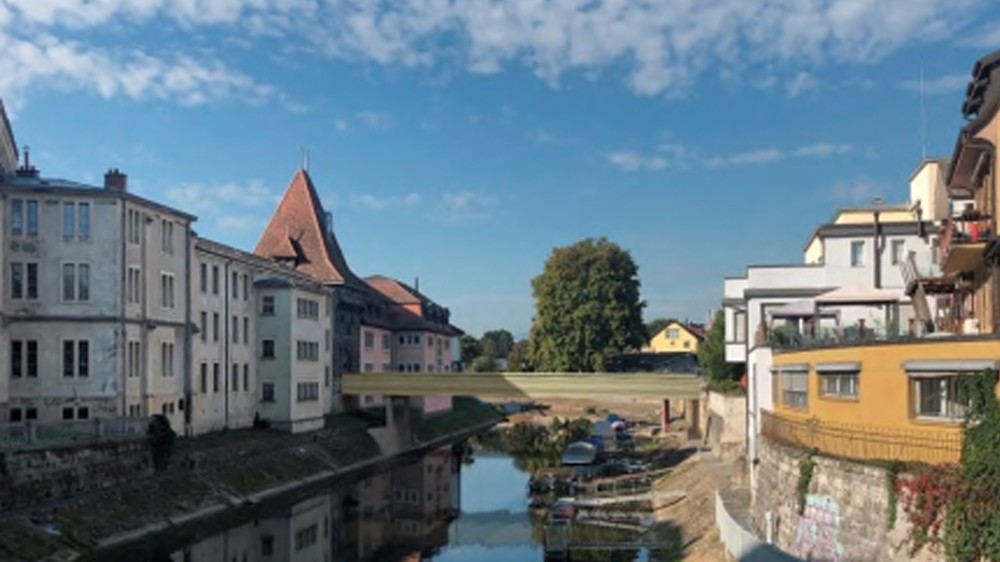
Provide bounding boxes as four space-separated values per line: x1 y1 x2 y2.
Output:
768 299 840 318
815 285 900 305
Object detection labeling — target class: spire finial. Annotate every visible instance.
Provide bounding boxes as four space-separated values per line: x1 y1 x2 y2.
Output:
301 148 309 172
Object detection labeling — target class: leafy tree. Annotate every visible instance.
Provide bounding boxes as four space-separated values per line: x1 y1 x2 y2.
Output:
645 317 677 342
470 355 496 373
506 340 533 372
460 335 482 369
698 310 740 382
481 329 515 360
528 238 646 372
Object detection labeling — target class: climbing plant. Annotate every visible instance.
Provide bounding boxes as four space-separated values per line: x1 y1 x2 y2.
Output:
796 452 816 515
885 461 902 531
898 370 1000 561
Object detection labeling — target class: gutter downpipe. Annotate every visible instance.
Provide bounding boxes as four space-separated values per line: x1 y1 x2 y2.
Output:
874 208 882 289
183 226 193 435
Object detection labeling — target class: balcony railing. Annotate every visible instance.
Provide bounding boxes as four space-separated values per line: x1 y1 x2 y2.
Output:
766 322 924 350
760 410 960 465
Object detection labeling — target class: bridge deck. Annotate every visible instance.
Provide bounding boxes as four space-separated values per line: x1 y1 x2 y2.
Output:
341 372 702 400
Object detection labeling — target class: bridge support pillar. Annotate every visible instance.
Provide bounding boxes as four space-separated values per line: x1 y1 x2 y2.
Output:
660 399 670 433
685 399 700 439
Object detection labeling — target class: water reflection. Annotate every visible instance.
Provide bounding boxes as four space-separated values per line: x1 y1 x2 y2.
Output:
96 444 664 562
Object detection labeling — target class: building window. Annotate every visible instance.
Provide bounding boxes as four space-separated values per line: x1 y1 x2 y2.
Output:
780 370 808 409
127 266 141 304
161 342 174 378
212 265 219 294
294 524 318 551
262 295 275 316
382 333 390 351
382 362 391 372
213 313 219 342
231 271 239 299
78 407 90 420
243 317 249 345
200 263 207 293
364 331 374 349
243 364 249 392
63 263 91 302
890 239 906 266
63 340 89 378
200 312 207 342
364 362 374 372
262 339 275 360
200 363 208 393
213 363 220 392
666 328 679 340
160 219 174 254
242 274 249 301
262 382 275 403
10 340 21 378
26 341 37 377
850 240 865 267
296 341 319 361
10 199 22 235
127 208 142 244
232 363 239 392
62 407 74 420
232 315 239 344
62 202 88 239
160 273 175 308
819 372 858 398
10 262 38 300
128 341 141 378
25 408 37 420
913 376 969 420
296 382 319 402
9 408 22 422
297 298 319 319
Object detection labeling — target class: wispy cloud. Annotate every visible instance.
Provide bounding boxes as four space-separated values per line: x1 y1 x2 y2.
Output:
531 129 578 147
605 150 667 172
0 0 987 103
832 178 886 203
355 110 390 128
707 143 852 168
786 71 819 97
900 74 968 95
165 179 280 232
334 118 350 132
437 191 498 223
351 192 422 210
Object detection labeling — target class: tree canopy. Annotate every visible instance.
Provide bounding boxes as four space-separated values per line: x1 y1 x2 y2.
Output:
528 238 646 372
481 329 515 360
506 340 533 372
698 310 740 382
459 335 482 369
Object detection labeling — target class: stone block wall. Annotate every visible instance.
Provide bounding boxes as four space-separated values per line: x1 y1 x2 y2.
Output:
701 391 746 458
0 440 151 511
752 438 941 562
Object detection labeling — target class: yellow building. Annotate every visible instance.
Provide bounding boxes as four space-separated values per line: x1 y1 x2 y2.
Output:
647 322 704 353
765 48 1000 466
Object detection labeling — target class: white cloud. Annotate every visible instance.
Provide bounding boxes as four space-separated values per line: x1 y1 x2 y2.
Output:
900 74 969 95
708 143 853 167
0 0 988 100
786 71 819 97
165 180 279 219
832 178 885 202
352 192 422 210
355 110 390 128
334 118 350 132
606 150 667 172
438 191 498 222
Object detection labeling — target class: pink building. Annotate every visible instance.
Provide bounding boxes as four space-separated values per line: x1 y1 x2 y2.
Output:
364 276 462 415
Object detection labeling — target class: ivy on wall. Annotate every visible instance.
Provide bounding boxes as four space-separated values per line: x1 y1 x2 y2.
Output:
898 370 1000 561
797 451 816 515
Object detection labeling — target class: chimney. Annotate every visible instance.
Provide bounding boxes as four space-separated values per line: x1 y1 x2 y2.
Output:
15 145 39 179
414 277 420 292
104 168 127 192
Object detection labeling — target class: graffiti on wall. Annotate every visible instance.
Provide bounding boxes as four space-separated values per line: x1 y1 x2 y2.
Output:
794 494 845 562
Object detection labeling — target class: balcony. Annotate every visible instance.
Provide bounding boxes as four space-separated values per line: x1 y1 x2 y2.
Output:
760 409 960 464
939 213 991 276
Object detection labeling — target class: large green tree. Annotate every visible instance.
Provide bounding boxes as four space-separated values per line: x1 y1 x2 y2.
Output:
698 310 740 382
506 340 533 372
481 329 515 360
460 335 482 369
528 238 646 372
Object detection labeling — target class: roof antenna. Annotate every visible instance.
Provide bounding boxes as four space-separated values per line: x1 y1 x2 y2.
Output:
919 60 927 160
301 147 310 172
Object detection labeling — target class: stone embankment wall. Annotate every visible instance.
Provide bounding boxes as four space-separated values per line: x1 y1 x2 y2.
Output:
752 439 941 562
0 440 152 511
698 391 746 459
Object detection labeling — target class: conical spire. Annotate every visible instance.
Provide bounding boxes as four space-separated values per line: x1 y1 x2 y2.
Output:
255 169 364 288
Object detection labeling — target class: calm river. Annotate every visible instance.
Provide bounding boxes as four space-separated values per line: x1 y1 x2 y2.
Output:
93 443 664 562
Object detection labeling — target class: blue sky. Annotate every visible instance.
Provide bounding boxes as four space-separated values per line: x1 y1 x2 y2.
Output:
1 1 998 338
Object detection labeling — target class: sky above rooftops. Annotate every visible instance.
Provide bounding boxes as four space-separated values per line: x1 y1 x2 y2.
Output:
1 0 997 337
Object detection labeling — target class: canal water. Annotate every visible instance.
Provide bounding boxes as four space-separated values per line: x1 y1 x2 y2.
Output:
94 444 663 562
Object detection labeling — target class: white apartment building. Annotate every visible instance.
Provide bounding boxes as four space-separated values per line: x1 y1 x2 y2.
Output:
724 159 948 461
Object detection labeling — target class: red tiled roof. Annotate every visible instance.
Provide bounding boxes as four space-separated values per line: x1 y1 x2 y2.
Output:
254 170 364 289
685 324 706 340
365 275 421 305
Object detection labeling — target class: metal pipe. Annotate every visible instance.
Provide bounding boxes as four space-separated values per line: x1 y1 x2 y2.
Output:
874 209 882 289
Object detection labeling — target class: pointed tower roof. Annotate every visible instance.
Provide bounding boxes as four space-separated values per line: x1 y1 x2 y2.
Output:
255 169 364 288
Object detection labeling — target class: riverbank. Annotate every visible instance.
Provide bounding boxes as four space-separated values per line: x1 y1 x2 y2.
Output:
0 397 503 562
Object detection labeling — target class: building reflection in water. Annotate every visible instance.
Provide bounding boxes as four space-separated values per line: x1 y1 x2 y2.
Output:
166 443 461 562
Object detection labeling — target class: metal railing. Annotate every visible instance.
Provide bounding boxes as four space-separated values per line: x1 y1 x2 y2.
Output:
715 490 802 562
767 324 921 350
0 417 149 450
760 410 961 465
